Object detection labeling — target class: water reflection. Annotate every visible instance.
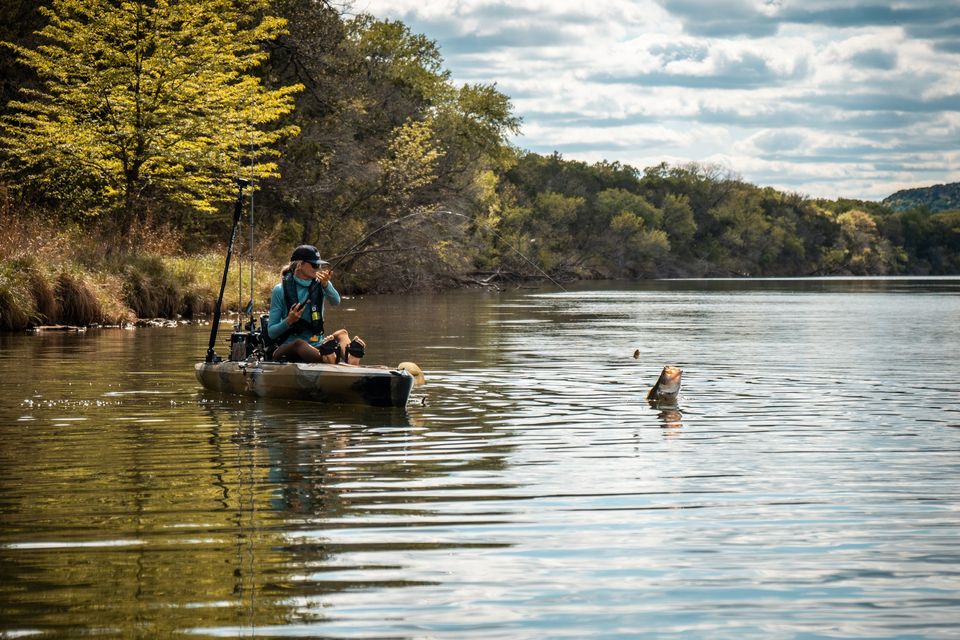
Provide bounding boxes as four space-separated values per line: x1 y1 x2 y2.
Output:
0 393 517 636
656 407 684 434
0 405 284 635
192 400 519 635
2 278 960 638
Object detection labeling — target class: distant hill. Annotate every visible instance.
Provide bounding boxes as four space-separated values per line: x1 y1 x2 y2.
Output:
882 181 960 212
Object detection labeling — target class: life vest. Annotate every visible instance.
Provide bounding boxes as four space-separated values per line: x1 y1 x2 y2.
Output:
280 273 325 341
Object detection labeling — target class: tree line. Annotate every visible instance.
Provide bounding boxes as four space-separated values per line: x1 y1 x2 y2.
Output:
882 181 960 213
497 156 959 278
1 0 956 297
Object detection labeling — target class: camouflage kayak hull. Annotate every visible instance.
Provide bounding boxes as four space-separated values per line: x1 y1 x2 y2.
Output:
195 361 415 407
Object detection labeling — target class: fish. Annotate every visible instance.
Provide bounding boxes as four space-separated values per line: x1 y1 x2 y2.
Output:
647 365 682 405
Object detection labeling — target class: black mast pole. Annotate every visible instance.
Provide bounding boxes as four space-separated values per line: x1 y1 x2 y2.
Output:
206 178 250 363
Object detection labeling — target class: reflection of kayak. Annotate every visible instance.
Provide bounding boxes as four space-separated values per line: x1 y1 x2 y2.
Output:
195 361 415 407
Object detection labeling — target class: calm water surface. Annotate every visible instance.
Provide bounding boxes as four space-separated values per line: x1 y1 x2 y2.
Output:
1 278 959 638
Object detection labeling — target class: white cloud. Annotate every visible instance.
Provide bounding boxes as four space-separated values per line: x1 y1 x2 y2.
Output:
356 0 960 199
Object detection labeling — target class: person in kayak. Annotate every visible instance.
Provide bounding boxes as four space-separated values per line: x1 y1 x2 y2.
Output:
267 244 365 364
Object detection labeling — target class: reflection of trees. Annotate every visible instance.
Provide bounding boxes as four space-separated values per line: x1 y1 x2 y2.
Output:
0 402 294 637
206 403 517 628
1 314 516 636
0 395 514 636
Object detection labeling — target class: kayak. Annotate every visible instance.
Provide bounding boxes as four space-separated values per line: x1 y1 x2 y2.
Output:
195 360 415 407
196 186 420 408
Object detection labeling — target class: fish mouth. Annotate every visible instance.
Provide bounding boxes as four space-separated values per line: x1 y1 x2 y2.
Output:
660 367 682 386
655 366 682 395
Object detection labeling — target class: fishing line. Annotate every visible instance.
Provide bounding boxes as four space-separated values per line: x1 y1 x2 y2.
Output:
327 209 568 292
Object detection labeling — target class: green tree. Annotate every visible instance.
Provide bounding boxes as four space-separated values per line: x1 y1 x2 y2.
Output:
529 191 583 271
661 193 696 253
0 0 302 219
821 209 900 275
607 211 670 277
378 117 445 213
0 1 47 110
260 5 519 287
595 188 662 228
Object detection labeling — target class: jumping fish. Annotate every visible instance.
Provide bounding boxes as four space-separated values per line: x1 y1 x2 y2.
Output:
647 366 682 405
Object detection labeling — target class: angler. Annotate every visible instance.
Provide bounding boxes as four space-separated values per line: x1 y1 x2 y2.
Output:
265 244 366 366
195 181 422 407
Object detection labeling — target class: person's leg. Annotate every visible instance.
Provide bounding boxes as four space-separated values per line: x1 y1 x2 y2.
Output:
274 339 324 363
334 330 351 363
345 335 366 365
318 333 342 364
272 339 299 361
317 329 349 363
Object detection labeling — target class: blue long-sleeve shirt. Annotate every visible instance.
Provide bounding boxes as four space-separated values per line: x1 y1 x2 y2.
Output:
267 277 341 346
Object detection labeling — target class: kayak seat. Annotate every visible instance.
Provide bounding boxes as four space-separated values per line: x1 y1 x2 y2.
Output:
260 314 279 360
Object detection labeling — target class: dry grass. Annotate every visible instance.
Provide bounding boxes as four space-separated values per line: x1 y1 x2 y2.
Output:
0 205 281 329
122 257 183 318
28 267 58 323
84 270 136 325
0 262 35 330
165 252 277 316
55 272 102 326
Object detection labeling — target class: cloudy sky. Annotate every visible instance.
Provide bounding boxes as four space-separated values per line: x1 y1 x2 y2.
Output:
357 0 959 200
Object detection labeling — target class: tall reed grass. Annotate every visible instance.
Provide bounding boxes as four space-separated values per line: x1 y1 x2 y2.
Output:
0 261 34 330
55 272 101 326
0 209 280 331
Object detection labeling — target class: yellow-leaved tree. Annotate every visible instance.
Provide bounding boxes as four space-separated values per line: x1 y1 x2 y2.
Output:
0 0 302 219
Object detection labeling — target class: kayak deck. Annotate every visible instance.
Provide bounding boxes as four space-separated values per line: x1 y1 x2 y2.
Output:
195 360 415 407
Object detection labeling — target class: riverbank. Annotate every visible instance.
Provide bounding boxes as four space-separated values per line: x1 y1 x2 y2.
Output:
0 212 278 331
0 207 562 332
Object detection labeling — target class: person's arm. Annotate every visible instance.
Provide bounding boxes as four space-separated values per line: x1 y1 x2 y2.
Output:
267 285 289 339
323 280 341 306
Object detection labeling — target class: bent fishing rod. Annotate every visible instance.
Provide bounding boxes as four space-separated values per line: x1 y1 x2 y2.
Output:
324 209 568 292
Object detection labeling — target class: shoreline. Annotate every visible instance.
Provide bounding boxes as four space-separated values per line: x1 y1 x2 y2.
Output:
9 273 959 335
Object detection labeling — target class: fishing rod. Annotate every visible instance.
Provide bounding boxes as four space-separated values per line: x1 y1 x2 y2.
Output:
327 210 433 271
325 209 568 292
206 178 250 363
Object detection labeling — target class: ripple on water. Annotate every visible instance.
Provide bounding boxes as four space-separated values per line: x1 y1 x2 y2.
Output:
1 280 959 638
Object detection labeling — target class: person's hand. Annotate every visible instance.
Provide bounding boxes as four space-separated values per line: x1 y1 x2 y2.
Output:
286 302 305 326
316 268 332 287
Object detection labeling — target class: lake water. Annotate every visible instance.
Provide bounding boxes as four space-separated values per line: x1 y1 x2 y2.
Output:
1 278 958 638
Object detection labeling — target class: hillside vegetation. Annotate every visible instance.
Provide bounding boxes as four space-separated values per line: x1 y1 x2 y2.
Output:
882 182 960 213
0 1 957 331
